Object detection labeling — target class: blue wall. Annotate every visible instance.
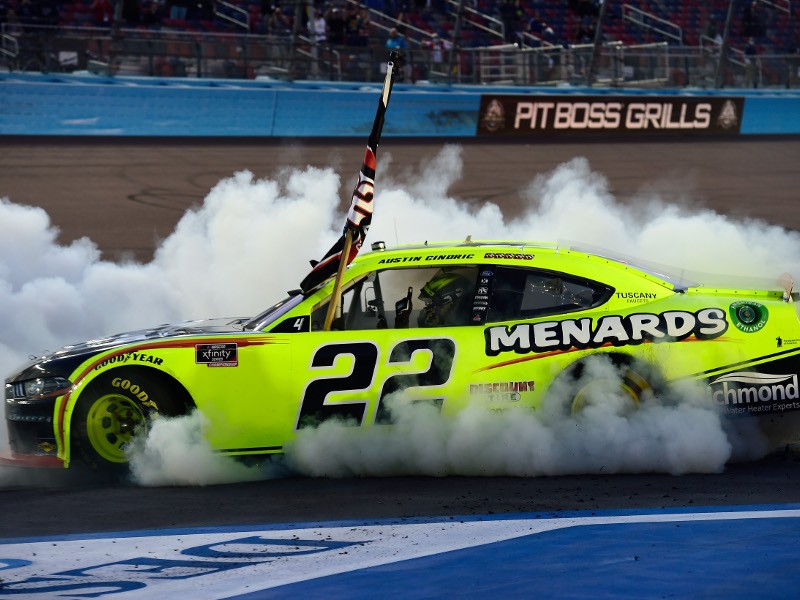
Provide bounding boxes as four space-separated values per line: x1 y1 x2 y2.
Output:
1 72 798 137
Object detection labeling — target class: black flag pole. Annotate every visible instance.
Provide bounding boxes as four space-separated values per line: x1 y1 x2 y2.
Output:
298 51 402 330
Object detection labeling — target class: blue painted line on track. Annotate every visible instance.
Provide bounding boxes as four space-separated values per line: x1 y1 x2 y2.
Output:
237 516 800 600
222 505 800 600
0 504 798 599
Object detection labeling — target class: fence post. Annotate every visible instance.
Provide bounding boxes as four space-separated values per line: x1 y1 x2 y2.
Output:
715 0 735 88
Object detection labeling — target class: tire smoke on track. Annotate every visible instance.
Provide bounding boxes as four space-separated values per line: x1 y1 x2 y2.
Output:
0 146 794 485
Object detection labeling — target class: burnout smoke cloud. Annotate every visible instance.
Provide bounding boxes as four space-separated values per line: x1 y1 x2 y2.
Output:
0 147 790 485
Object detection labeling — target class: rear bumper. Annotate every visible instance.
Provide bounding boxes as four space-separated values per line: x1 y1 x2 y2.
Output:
0 449 65 469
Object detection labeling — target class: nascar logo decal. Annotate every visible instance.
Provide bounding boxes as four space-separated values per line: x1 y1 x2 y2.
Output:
484 309 728 357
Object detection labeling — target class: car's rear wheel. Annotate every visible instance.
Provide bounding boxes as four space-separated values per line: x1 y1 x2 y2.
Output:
72 369 186 475
558 354 665 416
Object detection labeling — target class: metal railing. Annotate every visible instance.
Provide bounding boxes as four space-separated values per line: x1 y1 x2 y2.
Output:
759 0 791 14
1 23 799 90
215 0 250 32
445 0 504 44
0 32 18 67
622 4 683 45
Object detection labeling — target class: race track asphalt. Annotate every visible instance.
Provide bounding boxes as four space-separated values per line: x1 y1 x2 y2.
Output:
0 137 799 538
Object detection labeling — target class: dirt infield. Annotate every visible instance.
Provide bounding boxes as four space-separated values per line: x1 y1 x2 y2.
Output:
2 138 798 262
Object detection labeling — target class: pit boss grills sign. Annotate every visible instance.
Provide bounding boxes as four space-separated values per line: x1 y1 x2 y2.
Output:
477 95 743 136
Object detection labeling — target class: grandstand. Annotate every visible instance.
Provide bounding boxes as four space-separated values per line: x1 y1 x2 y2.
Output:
0 0 797 87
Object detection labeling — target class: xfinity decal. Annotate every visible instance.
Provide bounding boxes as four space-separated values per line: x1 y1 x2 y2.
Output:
709 371 800 416
484 308 728 357
730 301 768 333
195 343 238 367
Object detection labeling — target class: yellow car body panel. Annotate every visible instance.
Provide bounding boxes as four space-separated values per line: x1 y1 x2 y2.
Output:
5 241 800 469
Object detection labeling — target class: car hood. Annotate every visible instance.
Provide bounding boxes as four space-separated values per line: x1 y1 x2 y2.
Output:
8 318 249 382
52 317 250 358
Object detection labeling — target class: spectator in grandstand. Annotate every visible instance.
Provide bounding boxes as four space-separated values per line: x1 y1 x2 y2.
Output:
345 4 369 46
704 19 723 45
169 0 189 21
424 32 449 64
189 0 214 21
742 1 763 38
309 6 326 43
324 4 347 45
383 27 409 80
90 0 113 26
497 0 522 44
264 5 291 33
575 16 595 44
142 1 162 26
525 12 555 45
385 27 406 50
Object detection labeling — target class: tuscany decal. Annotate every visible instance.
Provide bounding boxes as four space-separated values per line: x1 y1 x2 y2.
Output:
476 95 743 136
484 308 728 357
615 292 658 303
729 301 768 333
708 371 800 416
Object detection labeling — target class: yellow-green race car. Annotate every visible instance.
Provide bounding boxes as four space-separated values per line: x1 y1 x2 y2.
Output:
4 239 800 473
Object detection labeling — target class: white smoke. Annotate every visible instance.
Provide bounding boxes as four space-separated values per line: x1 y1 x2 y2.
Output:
285 356 734 478
0 145 793 485
126 411 273 486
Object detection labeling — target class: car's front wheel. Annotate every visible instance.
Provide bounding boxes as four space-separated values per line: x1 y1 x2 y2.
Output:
72 368 186 475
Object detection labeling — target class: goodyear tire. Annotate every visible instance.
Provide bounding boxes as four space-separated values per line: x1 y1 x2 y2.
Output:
558 355 666 416
72 368 184 475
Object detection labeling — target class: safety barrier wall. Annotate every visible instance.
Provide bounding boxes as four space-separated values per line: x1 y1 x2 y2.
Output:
1 73 799 137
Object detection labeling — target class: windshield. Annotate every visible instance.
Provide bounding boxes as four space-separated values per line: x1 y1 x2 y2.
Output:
243 294 305 331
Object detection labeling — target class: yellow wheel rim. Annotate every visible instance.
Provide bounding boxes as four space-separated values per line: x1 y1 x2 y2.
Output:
570 375 644 415
85 393 147 463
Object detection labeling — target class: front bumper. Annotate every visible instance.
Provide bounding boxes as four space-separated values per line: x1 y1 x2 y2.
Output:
5 381 64 468
0 449 65 468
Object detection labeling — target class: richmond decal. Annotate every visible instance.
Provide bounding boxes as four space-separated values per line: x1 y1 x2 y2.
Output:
709 371 800 416
484 308 728 356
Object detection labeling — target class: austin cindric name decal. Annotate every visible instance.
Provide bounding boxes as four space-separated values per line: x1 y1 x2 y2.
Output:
484 308 728 357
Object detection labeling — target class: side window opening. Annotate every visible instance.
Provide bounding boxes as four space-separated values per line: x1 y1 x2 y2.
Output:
488 267 612 322
311 266 480 331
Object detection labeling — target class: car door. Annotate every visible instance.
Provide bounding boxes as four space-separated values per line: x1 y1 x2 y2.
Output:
286 264 490 434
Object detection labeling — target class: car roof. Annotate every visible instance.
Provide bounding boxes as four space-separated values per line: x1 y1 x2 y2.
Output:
353 238 676 286
351 239 784 293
